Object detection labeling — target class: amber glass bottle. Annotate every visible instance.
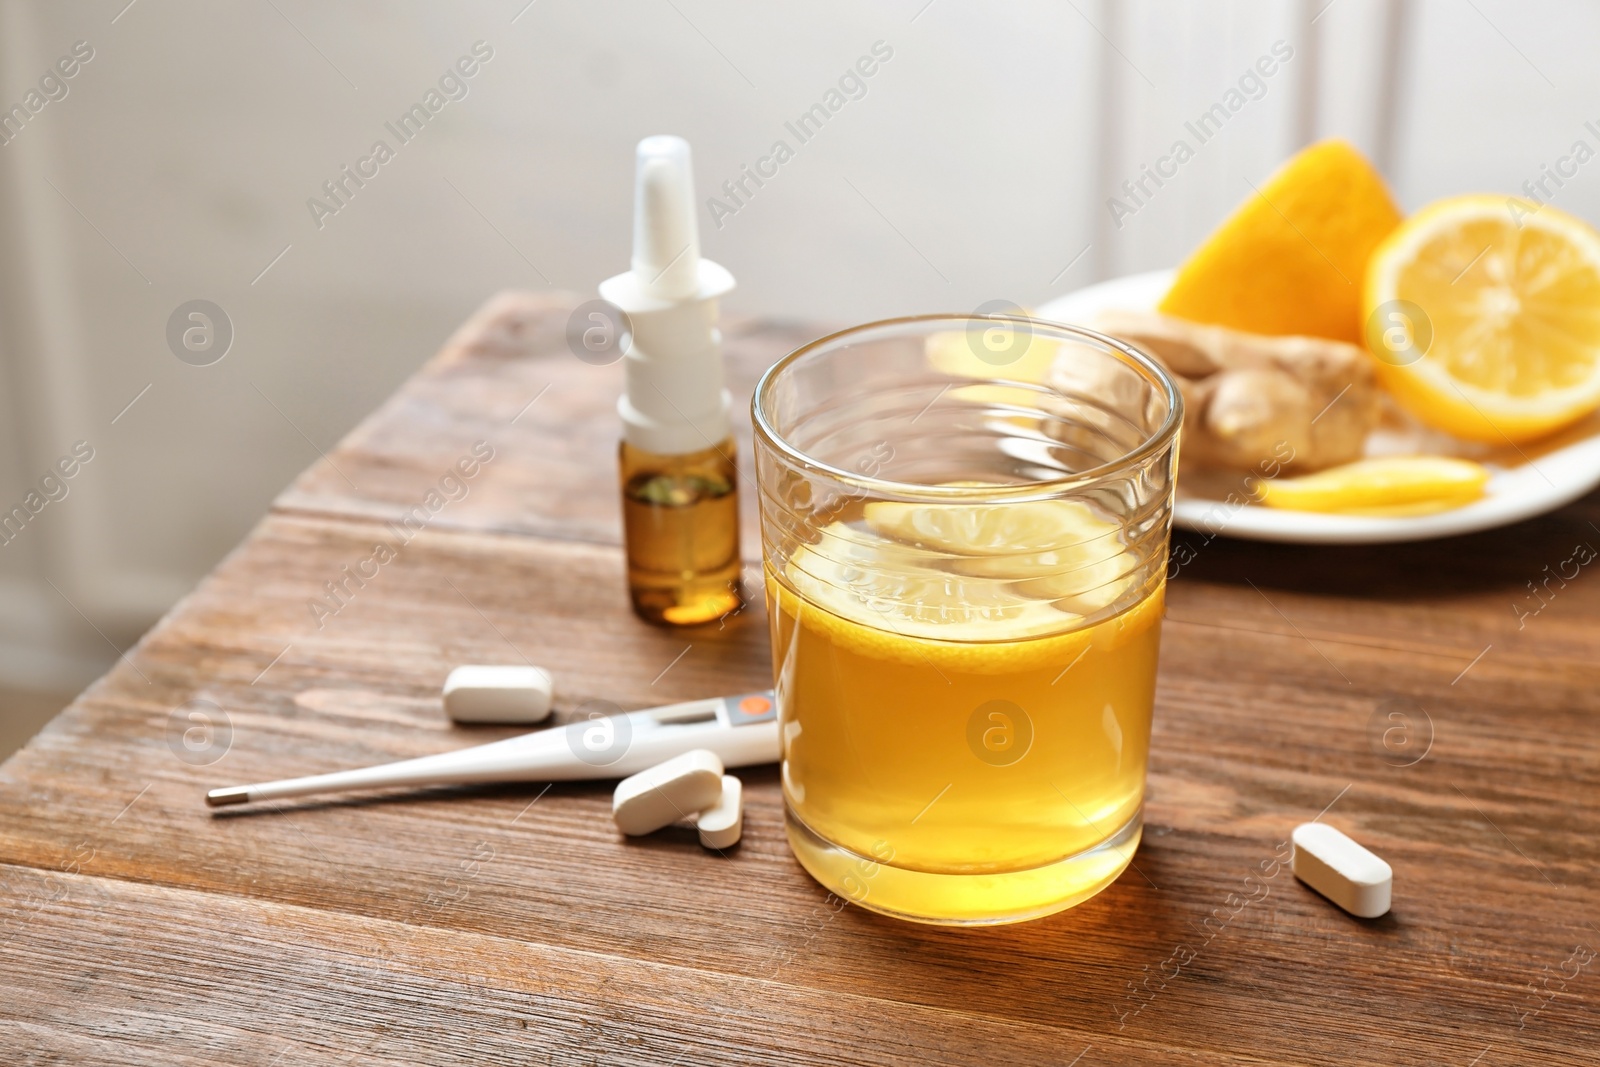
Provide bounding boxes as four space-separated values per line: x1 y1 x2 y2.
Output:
620 438 742 625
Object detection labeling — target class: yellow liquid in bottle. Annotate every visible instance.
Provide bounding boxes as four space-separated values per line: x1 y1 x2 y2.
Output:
621 439 742 626
765 506 1162 924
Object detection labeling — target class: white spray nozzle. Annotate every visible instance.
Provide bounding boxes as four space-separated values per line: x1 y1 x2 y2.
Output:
632 135 700 300
600 134 735 455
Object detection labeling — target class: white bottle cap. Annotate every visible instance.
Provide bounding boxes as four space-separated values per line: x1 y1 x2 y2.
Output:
600 135 735 456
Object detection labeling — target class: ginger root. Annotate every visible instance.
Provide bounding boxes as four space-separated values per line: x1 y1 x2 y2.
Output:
1052 308 1378 473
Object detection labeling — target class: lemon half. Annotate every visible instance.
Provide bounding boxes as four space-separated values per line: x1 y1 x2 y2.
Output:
1364 195 1600 443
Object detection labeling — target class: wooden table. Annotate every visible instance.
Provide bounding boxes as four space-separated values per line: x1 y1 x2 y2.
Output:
3 292 1597 1065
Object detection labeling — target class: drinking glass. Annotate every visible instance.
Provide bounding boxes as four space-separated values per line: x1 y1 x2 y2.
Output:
751 314 1181 924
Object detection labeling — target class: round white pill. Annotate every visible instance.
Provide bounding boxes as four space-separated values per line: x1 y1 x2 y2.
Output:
612 749 724 836
1291 821 1392 918
442 665 554 724
695 774 743 850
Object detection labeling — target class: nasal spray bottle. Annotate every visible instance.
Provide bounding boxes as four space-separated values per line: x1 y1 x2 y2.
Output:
601 136 742 626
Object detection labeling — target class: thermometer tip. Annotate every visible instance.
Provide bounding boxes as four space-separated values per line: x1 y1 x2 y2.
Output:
206 786 251 808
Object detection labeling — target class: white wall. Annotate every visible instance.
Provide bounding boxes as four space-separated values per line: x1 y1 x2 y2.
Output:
0 0 1590 695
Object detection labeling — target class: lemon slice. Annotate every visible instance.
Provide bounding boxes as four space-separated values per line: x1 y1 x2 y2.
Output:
1364 195 1600 443
1003 551 1137 613
772 520 1165 674
953 547 1137 615
784 523 1075 643
863 498 1109 554
941 527 1136 614
1255 456 1489 516
864 498 1138 615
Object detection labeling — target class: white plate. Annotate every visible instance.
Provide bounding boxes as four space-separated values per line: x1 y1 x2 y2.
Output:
1036 269 1600 544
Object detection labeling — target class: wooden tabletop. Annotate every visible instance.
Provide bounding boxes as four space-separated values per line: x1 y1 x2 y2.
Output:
3 292 1597 1066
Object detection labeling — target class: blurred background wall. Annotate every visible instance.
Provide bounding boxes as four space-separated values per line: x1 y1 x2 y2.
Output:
0 0 1593 752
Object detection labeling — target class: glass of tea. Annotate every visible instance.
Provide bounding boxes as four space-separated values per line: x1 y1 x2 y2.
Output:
751 313 1182 925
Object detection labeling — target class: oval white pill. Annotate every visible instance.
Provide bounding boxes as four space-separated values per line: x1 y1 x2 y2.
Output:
612 749 724 836
1291 821 1392 918
443 665 554 724
695 774 743 850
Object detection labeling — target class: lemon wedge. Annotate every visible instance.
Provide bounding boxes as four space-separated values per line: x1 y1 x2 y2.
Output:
1364 195 1600 443
1255 456 1489 516
1160 139 1402 343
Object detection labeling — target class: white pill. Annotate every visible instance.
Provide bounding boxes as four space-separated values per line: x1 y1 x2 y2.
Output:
612 749 724 836
1292 822 1392 918
442 665 554 724
694 775 743 850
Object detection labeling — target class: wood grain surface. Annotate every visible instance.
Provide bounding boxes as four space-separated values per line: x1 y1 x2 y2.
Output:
2 291 1597 1065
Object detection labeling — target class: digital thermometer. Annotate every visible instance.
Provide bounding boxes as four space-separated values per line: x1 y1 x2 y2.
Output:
206 690 779 808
